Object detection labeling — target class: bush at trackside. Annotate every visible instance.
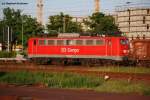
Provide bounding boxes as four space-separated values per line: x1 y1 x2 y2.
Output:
0 51 17 58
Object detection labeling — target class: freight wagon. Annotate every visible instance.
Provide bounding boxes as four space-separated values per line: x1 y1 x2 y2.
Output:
129 38 150 67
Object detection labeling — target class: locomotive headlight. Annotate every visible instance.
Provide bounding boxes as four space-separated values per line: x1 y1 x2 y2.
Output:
123 50 128 53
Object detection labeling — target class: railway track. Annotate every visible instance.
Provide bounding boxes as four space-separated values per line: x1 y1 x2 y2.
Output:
0 64 150 84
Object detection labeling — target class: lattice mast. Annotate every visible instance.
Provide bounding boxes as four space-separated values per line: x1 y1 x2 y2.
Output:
95 0 100 13
37 0 43 25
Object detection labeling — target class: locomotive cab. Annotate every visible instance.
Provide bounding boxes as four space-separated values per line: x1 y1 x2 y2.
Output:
120 38 129 55
28 38 38 58
104 37 129 61
119 38 129 60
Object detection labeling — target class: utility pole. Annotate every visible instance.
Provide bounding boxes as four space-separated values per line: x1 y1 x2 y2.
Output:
11 28 12 42
7 26 10 52
3 27 4 44
63 17 66 33
22 19 24 52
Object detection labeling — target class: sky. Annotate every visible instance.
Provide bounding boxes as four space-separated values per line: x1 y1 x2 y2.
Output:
0 0 150 24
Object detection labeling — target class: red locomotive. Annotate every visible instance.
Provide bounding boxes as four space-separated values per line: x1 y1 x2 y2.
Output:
28 33 129 65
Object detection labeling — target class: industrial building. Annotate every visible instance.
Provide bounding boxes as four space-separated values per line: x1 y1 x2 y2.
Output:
115 6 150 38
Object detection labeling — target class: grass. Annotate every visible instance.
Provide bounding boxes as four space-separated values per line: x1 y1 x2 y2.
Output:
0 71 150 95
95 80 150 95
0 71 102 88
88 66 150 74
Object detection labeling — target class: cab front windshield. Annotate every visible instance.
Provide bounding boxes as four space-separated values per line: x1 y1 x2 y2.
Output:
120 39 128 45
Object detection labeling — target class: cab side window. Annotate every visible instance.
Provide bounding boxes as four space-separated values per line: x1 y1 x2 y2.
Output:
33 40 36 46
120 39 128 45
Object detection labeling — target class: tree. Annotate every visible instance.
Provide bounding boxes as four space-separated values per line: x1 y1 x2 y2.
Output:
0 7 44 50
19 14 44 47
84 12 121 36
47 12 82 35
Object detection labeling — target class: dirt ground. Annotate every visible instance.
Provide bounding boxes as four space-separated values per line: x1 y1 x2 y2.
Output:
0 86 150 100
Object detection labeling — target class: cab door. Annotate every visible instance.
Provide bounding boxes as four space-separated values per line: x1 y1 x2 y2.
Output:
32 39 37 55
106 39 112 57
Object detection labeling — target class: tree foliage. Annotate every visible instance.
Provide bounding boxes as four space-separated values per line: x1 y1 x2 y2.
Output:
0 7 44 50
84 12 121 36
47 12 82 34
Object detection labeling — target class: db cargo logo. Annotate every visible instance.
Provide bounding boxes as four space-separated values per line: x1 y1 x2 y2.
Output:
61 48 79 53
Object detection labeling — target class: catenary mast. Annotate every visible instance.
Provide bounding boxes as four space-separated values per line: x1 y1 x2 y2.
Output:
37 0 43 25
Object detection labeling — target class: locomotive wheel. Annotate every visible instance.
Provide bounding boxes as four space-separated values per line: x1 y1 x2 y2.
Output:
52 58 63 65
80 59 90 67
63 59 68 66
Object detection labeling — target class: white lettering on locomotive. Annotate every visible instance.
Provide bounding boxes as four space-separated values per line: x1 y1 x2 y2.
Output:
61 48 67 53
61 48 79 53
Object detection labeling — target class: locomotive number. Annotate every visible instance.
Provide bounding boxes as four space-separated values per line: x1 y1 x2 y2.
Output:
61 48 79 53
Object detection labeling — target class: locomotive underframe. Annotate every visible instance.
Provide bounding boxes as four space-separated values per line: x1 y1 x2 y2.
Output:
29 56 128 66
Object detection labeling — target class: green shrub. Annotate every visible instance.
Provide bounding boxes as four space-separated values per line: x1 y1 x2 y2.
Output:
95 80 150 95
45 73 102 88
0 51 16 58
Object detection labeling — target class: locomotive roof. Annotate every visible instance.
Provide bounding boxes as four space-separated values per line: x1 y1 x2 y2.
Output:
29 36 127 40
